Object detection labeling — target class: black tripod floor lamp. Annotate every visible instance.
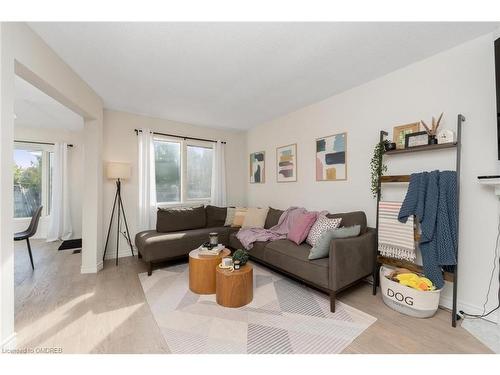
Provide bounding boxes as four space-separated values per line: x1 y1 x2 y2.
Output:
103 162 135 265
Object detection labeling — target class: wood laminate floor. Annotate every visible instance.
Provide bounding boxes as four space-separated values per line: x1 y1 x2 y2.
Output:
14 240 492 354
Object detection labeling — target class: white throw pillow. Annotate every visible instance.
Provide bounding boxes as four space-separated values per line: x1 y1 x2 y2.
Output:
241 207 269 229
224 207 237 226
306 215 342 246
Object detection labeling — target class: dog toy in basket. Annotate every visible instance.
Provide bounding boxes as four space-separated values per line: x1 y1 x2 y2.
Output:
386 268 435 291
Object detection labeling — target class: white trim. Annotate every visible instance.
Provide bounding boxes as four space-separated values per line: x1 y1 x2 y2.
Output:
1 332 17 351
80 260 103 274
103 247 136 261
440 294 499 324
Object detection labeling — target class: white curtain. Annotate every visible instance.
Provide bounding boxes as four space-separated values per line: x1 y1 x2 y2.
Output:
211 140 227 206
47 143 73 241
138 129 157 230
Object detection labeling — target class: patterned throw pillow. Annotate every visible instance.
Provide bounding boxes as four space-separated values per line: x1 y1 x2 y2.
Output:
308 225 361 260
306 215 342 247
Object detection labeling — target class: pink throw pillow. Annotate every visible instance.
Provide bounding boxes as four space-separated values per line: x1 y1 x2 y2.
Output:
287 212 318 245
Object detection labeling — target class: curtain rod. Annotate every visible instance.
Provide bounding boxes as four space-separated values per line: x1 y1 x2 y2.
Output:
15 140 74 147
134 129 227 144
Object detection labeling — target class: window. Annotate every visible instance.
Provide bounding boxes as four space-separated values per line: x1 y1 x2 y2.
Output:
154 137 213 204
154 140 181 203
13 143 53 218
186 145 213 200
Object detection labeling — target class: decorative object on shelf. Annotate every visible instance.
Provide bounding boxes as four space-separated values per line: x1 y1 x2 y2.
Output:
276 143 297 182
405 131 430 148
249 151 265 183
103 161 134 266
384 142 396 151
315 132 347 181
370 139 389 198
393 122 420 149
437 129 456 144
232 249 249 266
209 232 219 246
420 112 444 145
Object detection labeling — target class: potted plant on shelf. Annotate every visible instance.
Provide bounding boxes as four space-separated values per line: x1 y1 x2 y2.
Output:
370 139 389 198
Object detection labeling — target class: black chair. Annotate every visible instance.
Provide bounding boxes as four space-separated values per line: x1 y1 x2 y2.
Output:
14 205 43 270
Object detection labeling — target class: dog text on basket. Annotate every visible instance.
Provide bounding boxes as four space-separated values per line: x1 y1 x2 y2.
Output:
387 288 414 306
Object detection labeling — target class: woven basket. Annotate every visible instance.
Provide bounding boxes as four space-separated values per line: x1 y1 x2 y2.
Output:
380 266 441 318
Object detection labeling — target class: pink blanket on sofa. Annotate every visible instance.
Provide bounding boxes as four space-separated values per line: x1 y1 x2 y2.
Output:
236 207 307 250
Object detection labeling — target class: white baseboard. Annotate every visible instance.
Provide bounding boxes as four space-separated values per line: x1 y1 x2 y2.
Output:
80 260 103 274
440 294 498 324
1 332 17 351
103 247 136 260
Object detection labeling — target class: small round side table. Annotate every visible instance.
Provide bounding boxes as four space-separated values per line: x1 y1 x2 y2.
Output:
216 264 253 308
189 248 230 295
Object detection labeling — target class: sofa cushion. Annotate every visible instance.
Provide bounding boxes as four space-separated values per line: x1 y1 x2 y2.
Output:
287 212 317 245
224 207 236 226
327 211 367 234
156 206 206 233
231 208 248 227
264 207 284 229
306 215 342 247
135 226 232 262
264 239 329 288
308 225 361 260
205 205 227 227
242 207 269 229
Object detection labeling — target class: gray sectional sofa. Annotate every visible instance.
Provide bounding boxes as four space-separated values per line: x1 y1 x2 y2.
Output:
135 205 376 312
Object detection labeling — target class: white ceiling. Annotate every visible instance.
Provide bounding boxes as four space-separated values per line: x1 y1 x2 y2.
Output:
15 75 84 131
29 22 499 130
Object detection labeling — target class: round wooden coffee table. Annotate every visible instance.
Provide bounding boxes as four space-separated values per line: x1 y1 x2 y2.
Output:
216 264 253 308
189 248 231 295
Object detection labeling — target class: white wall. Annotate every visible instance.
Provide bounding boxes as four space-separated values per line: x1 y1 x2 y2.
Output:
102 109 247 259
1 22 103 350
13 125 84 240
247 33 500 322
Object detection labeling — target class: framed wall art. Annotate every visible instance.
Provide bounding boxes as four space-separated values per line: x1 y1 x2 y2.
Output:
249 151 265 183
316 132 347 181
405 131 429 148
276 144 297 182
393 122 420 149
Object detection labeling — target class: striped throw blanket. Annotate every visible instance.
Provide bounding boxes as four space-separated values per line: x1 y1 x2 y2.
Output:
378 201 416 261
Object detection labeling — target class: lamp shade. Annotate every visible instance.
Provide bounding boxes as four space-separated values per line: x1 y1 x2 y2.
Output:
106 162 131 180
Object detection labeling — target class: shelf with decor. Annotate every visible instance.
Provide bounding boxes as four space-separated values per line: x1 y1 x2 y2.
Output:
383 142 457 155
372 114 464 327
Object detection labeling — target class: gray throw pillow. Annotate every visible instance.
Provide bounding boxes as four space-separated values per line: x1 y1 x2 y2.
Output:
308 225 361 260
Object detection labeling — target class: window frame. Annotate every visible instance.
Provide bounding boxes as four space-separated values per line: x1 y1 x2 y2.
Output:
153 135 213 207
13 141 53 219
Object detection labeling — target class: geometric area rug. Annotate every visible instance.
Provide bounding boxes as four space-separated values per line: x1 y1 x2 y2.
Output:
139 262 376 354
